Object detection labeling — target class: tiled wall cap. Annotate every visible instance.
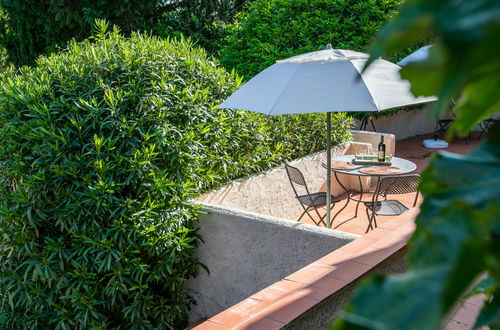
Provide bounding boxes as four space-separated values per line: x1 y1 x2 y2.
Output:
191 208 418 329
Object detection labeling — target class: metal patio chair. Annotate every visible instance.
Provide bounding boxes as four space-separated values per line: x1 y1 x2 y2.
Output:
364 174 420 232
478 116 498 140
434 106 456 140
434 107 471 143
285 163 339 226
359 113 377 132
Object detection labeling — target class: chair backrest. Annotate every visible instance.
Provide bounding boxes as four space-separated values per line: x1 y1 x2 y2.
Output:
377 174 420 196
285 163 311 197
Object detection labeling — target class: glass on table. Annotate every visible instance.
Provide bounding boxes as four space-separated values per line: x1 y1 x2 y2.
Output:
356 151 367 160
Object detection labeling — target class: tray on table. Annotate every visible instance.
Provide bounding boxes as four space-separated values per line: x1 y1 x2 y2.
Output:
352 155 392 165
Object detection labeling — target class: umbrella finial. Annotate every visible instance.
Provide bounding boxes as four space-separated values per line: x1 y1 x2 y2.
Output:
325 43 333 50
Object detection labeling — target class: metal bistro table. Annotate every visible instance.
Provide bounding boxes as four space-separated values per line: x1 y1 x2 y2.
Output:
328 155 417 222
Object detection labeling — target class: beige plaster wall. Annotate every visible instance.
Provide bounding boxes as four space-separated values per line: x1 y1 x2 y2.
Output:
196 145 348 220
196 132 396 221
350 130 396 156
354 108 437 140
355 107 495 140
188 204 359 325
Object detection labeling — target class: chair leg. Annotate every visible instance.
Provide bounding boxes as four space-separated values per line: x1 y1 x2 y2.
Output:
365 207 374 233
412 191 420 208
365 205 380 233
478 121 490 140
298 201 334 227
314 207 327 227
370 117 376 132
319 203 336 227
299 206 325 226
297 209 308 222
297 202 320 224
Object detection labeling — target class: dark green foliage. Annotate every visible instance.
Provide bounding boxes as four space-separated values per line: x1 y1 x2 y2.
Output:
0 0 252 66
0 0 165 65
0 23 352 328
333 0 500 328
219 0 403 80
0 5 9 68
188 110 353 192
154 0 251 53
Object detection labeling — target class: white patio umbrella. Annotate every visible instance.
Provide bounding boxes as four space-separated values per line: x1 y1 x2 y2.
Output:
397 45 431 66
218 45 435 228
398 45 447 148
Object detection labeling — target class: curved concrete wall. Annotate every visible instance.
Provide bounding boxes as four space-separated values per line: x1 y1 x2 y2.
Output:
364 108 437 140
287 250 407 330
187 204 358 325
356 108 493 140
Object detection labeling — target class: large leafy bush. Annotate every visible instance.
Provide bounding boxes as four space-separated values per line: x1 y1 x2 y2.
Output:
0 25 214 329
0 22 352 328
219 0 403 80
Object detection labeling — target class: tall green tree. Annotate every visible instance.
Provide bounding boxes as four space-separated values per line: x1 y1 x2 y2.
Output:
154 0 250 53
1 0 166 65
0 4 9 68
0 0 251 66
333 0 500 328
219 0 404 80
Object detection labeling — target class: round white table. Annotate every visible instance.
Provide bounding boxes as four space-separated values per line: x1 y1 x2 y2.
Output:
328 155 417 222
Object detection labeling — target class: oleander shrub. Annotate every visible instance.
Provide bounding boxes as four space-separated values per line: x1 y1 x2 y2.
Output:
219 0 404 80
0 22 352 328
0 26 214 329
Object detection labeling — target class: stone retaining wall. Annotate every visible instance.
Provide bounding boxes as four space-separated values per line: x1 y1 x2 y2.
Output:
187 204 359 325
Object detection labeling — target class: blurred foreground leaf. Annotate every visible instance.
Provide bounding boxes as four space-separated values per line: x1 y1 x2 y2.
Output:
367 0 500 136
334 0 500 328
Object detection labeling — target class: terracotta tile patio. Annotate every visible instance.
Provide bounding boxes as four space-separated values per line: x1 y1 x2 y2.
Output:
298 133 481 235
192 133 485 330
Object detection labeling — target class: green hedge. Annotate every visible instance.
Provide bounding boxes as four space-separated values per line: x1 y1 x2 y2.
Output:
219 0 403 80
0 23 351 328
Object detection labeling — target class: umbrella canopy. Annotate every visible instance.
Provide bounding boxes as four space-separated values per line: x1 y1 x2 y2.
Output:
220 47 434 114
397 45 431 66
218 46 435 228
397 45 447 148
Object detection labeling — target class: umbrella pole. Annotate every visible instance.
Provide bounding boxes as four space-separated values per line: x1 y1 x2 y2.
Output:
326 112 332 228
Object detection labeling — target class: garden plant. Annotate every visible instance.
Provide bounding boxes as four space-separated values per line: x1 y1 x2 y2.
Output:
0 0 166 65
0 20 352 328
218 0 428 121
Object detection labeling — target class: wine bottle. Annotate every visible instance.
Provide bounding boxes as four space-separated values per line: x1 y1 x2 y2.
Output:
378 136 386 162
